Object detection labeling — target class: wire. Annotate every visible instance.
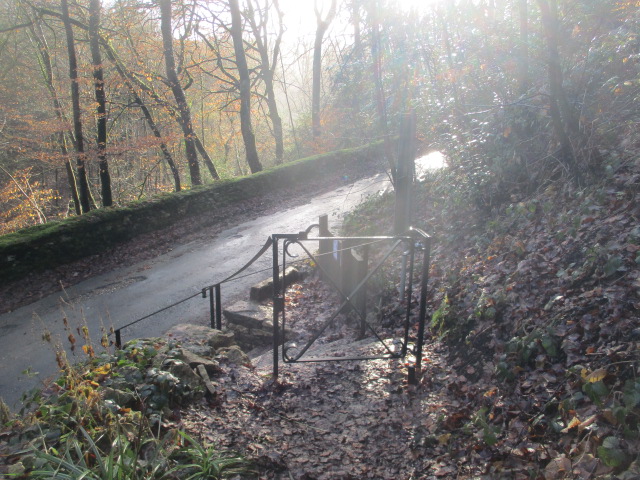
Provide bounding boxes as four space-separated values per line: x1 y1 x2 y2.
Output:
114 291 201 332
112 236 396 336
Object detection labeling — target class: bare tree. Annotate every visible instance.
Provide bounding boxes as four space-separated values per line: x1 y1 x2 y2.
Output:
312 0 337 140
61 0 92 212
27 13 81 214
89 0 112 206
229 0 262 173
34 5 187 191
246 0 285 163
159 0 202 185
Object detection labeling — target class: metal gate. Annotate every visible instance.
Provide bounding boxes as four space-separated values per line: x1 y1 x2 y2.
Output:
270 223 431 380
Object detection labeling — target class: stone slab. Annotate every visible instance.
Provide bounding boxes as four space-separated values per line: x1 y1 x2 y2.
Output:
195 364 218 396
177 349 221 376
249 266 303 301
165 324 236 355
223 301 273 330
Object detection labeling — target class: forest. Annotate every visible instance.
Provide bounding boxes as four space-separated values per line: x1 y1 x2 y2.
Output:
0 1 639 478
0 0 636 236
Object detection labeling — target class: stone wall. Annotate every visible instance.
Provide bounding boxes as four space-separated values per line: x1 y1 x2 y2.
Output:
0 142 384 285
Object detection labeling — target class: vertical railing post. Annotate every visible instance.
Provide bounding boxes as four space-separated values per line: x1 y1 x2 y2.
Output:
272 236 280 379
359 244 369 338
402 239 416 357
318 214 330 279
215 284 222 330
115 329 122 349
415 237 431 374
208 286 215 329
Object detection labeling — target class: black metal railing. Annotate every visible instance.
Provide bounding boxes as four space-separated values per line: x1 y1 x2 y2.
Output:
270 226 432 380
112 221 432 386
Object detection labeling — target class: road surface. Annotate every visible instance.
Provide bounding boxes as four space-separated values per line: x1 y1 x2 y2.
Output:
0 173 391 408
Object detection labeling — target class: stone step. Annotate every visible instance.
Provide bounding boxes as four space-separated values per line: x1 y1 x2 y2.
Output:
223 300 273 330
222 300 307 351
223 300 276 351
249 266 304 301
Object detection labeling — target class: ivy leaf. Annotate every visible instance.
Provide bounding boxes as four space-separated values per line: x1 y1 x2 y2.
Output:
597 436 628 468
583 380 609 406
603 256 623 277
623 379 640 408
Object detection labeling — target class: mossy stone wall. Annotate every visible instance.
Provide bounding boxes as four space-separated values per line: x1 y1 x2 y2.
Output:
0 143 384 285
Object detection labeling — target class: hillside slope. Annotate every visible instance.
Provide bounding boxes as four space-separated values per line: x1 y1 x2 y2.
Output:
344 159 640 477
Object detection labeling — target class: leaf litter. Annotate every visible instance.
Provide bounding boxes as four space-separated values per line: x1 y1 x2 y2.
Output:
180 164 639 478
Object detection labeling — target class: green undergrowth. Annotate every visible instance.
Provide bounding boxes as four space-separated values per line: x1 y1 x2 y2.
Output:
0 335 253 479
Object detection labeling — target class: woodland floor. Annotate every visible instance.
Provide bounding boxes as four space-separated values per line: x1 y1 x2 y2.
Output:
180 160 640 479
1 158 638 479
181 276 493 479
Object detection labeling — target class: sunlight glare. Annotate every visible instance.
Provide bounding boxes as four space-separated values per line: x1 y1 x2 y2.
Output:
415 151 446 180
278 0 443 43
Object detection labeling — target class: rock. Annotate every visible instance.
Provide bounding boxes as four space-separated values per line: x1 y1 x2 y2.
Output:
195 364 218 397
218 346 250 366
102 387 135 408
226 324 274 350
162 358 203 386
223 301 273 330
165 324 236 355
207 330 235 350
182 344 214 358
250 266 303 301
176 349 221 376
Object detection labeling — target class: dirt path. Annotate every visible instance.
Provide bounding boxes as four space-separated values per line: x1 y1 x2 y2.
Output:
181 330 481 479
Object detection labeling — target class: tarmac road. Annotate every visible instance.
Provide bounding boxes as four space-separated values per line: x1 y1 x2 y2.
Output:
0 173 391 409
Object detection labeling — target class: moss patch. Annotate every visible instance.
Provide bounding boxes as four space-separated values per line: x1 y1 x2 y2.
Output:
0 143 384 285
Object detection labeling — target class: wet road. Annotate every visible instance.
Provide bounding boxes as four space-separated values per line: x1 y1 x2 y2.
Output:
0 173 390 408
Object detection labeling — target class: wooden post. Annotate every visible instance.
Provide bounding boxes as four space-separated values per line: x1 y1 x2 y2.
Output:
318 214 339 285
394 110 417 234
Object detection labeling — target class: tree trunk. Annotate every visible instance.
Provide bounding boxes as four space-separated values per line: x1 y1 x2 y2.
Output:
229 0 262 173
136 94 182 191
312 0 337 140
247 0 285 163
537 0 581 181
517 0 529 94
159 0 202 185
29 15 81 215
367 0 394 176
61 0 91 213
265 79 284 163
280 53 300 157
89 0 112 206
194 136 221 179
